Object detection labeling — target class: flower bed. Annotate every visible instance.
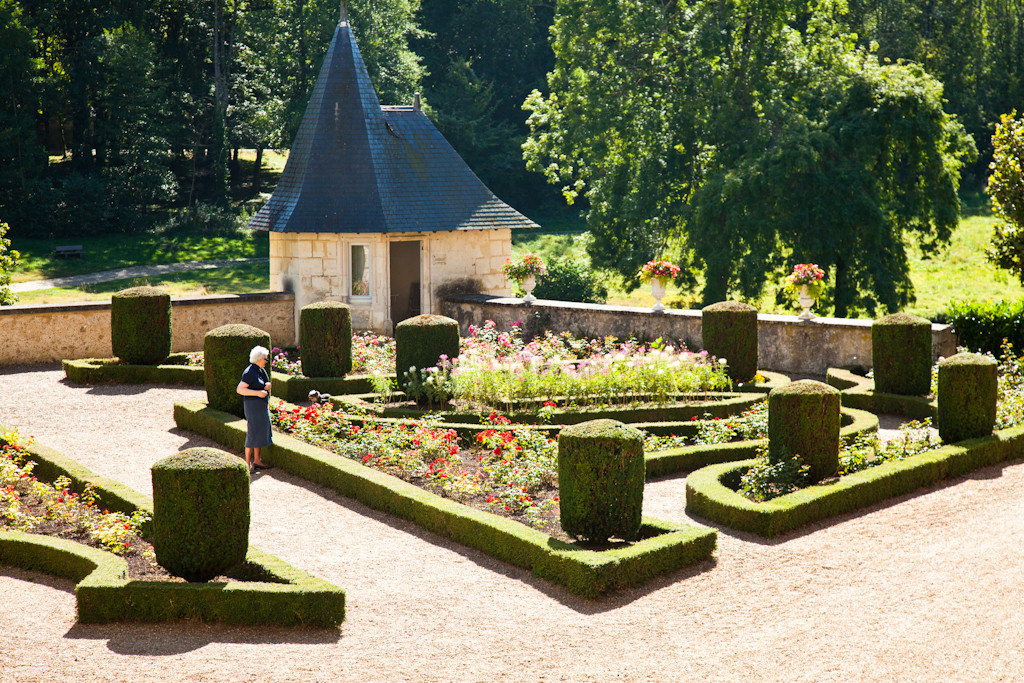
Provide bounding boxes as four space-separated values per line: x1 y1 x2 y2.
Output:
0 425 346 625
176 400 717 598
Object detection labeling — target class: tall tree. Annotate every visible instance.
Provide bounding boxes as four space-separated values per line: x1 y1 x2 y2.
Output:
0 0 47 226
985 111 1024 281
414 0 558 212
525 0 974 315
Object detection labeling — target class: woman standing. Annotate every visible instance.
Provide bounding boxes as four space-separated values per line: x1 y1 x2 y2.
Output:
236 345 274 472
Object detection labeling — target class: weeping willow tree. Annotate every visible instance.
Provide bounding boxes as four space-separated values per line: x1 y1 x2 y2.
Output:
524 0 975 316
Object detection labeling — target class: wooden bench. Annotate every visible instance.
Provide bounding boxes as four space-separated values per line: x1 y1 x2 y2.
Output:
54 245 83 258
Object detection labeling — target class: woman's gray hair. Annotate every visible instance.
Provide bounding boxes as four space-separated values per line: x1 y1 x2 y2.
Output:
249 345 270 364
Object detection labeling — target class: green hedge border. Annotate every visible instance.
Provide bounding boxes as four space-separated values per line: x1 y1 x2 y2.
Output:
344 391 767 425
174 401 717 598
825 368 937 419
684 423 1024 538
62 357 382 400
646 406 878 478
63 356 204 386
0 426 345 626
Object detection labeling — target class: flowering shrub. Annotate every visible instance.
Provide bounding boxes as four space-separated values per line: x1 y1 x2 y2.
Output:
272 402 562 529
0 434 151 555
502 253 547 281
186 333 397 381
785 263 826 298
452 338 730 408
475 412 559 526
638 260 681 283
272 403 481 499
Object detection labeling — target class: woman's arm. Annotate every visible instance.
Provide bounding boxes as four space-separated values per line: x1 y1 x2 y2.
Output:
236 380 268 398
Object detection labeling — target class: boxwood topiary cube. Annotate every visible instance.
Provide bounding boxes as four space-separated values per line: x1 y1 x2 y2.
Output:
299 301 352 378
872 313 932 395
768 380 840 482
558 419 645 544
937 352 997 443
111 286 171 365
394 314 460 392
151 447 250 582
701 300 758 383
205 324 271 417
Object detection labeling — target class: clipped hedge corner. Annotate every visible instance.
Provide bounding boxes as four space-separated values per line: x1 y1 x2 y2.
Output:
872 313 932 395
205 324 271 417
299 301 353 378
701 300 758 383
558 419 645 543
768 380 840 482
937 352 997 444
394 314 460 393
111 286 171 365
151 447 250 582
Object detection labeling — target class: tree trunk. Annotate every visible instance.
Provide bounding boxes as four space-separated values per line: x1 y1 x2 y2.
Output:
210 0 231 205
253 146 263 195
701 260 731 307
833 254 850 318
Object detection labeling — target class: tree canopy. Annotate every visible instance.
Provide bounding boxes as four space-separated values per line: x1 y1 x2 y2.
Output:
524 0 976 315
985 111 1024 282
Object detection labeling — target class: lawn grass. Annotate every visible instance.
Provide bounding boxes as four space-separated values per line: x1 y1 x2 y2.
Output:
513 213 1024 318
9 231 269 284
15 262 270 305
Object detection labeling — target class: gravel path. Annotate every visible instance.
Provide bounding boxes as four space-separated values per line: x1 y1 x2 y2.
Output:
1 365 1022 682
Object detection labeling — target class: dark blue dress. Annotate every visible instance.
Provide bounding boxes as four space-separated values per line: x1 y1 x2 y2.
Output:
241 363 273 449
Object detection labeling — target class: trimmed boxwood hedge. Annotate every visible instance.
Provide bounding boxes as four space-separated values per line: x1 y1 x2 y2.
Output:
0 425 345 626
701 300 758 383
205 324 271 417
111 286 172 365
174 401 717 598
768 380 841 481
824 368 937 419
394 314 460 393
299 301 353 378
645 406 878 477
872 313 932 396
63 356 204 386
558 420 645 543
937 352 998 444
685 423 1024 538
152 448 250 582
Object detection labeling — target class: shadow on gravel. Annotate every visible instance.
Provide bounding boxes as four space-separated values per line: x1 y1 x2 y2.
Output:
268 467 717 614
685 458 1022 548
64 621 343 654
1 566 76 594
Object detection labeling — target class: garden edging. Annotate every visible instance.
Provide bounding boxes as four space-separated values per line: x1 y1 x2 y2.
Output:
684 423 1024 537
0 425 346 626
173 401 718 598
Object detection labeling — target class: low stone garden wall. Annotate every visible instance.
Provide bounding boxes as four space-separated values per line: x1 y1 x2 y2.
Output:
0 292 296 364
440 294 958 377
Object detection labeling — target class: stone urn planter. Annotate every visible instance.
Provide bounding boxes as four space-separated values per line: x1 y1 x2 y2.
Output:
798 284 816 320
651 278 668 312
521 275 537 303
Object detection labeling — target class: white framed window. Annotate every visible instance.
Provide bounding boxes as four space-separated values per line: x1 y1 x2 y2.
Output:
350 243 371 301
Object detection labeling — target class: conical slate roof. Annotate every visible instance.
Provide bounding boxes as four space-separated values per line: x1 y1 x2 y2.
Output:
249 12 537 234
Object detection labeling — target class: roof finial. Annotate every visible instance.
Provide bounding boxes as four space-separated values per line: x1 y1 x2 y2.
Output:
340 0 349 23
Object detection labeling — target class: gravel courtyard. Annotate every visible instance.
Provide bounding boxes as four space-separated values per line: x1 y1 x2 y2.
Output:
1 365 1022 682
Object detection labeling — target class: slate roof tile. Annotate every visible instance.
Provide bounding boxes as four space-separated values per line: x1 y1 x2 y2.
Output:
249 17 536 235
